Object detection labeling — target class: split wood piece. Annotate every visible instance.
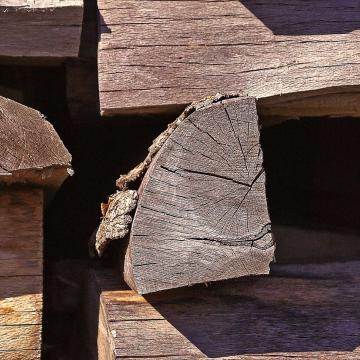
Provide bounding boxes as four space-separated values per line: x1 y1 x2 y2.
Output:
98 96 274 294
0 0 83 63
0 95 72 199
85 262 360 359
98 0 360 119
0 97 72 359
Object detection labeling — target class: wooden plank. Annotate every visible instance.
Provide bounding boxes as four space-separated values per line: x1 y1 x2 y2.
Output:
0 189 43 359
88 262 360 359
97 95 273 294
98 0 360 117
0 0 83 62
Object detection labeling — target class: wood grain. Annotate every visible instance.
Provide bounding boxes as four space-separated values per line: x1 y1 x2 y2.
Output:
0 189 43 359
88 262 360 359
0 0 83 62
98 0 360 118
0 96 72 195
123 96 273 294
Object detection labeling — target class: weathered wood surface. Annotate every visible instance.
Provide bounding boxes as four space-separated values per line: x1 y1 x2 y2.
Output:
102 96 273 294
0 96 72 195
98 0 360 117
0 0 83 62
0 189 43 359
86 262 360 359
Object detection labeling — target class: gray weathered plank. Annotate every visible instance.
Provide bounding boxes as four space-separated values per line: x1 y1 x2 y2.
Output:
98 0 360 118
0 190 43 359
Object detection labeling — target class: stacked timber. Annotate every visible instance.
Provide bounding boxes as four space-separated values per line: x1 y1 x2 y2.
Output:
97 0 360 120
0 96 72 359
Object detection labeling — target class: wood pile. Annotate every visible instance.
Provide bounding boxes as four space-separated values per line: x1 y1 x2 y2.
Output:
1 0 360 359
0 96 72 359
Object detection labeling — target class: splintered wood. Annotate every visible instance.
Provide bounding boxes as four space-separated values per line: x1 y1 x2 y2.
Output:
87 262 360 359
98 0 360 118
0 0 83 61
97 96 274 294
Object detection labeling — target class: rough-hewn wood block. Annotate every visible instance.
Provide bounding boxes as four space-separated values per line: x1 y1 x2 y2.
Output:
97 95 274 294
98 0 360 118
86 262 360 359
0 0 83 62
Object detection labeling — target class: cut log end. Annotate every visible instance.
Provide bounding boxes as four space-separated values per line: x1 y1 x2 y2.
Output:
121 96 274 294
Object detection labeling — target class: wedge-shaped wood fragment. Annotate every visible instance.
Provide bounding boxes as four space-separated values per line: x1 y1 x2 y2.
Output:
0 95 72 197
121 96 273 294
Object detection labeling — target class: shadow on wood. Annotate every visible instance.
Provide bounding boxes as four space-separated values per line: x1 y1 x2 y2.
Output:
240 0 360 35
85 262 360 359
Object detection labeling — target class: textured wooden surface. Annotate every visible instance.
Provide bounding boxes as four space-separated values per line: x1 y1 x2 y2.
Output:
0 0 83 61
88 262 360 359
98 0 360 117
0 189 43 359
0 96 72 192
123 96 273 294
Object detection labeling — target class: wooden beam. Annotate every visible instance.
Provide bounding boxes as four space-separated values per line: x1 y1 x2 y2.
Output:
0 0 83 63
97 95 274 294
85 262 360 359
97 0 360 118
0 190 43 360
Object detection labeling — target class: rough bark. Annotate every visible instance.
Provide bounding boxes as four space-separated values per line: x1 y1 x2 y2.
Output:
97 95 273 293
87 262 360 359
98 0 360 118
0 0 83 62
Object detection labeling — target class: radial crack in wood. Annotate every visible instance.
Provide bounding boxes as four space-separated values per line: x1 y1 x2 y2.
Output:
108 95 274 294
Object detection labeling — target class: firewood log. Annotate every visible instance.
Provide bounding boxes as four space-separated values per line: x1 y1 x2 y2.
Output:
96 95 274 294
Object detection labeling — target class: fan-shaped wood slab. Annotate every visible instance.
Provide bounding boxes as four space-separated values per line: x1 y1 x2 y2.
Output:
124 96 274 294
